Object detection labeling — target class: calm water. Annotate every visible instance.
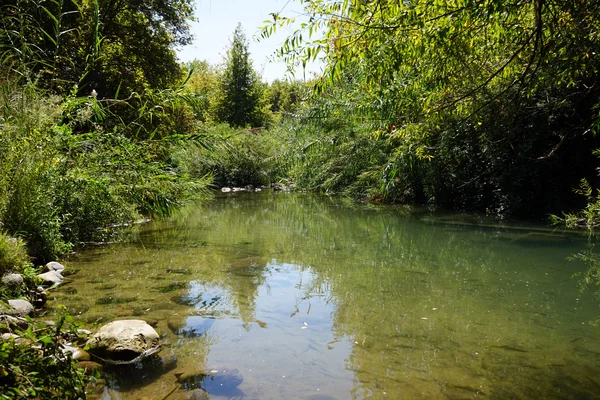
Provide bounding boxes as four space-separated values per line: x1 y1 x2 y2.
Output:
50 192 600 399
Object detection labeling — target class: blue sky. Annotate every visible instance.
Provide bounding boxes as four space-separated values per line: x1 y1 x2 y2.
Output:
176 0 324 82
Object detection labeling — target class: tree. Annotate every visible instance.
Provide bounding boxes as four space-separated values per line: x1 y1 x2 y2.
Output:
0 0 195 97
266 79 304 115
214 23 263 128
260 0 600 216
83 0 195 98
182 59 219 122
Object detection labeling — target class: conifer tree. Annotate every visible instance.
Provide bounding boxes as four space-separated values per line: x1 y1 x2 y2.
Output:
214 23 262 128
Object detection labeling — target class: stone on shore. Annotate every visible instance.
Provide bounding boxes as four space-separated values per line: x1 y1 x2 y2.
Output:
2 273 23 287
8 299 34 316
45 261 66 273
0 315 29 332
73 348 91 361
1 333 19 341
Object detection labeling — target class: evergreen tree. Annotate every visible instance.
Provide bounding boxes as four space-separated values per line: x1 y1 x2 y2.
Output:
215 23 262 128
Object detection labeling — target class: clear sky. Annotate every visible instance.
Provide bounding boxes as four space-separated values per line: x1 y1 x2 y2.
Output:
176 0 323 82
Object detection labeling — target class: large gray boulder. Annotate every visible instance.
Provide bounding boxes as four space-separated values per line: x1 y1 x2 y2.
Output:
37 270 64 287
7 299 34 316
2 273 23 287
86 319 161 364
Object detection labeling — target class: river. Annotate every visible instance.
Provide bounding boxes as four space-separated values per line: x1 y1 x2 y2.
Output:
50 191 600 399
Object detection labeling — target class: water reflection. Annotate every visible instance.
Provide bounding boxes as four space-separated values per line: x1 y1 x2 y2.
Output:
51 192 600 399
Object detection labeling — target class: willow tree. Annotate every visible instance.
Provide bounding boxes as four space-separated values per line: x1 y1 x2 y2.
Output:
262 0 600 216
264 1 598 108
214 23 263 128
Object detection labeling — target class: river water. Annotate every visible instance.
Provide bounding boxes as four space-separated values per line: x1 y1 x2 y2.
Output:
50 191 600 399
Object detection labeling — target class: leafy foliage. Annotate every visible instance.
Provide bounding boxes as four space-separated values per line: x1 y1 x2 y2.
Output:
0 78 210 261
0 0 194 98
172 123 277 188
0 234 30 277
183 59 219 122
260 0 600 216
0 314 88 399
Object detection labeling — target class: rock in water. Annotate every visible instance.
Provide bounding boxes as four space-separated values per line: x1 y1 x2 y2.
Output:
176 367 243 396
2 273 23 287
8 299 34 316
37 270 64 287
86 319 161 364
45 261 65 273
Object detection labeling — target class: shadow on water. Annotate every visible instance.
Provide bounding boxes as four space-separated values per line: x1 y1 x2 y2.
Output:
55 191 600 399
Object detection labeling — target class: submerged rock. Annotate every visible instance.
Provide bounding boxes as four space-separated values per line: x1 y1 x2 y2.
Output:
175 367 243 395
86 319 161 364
8 299 34 316
2 273 23 287
76 361 103 375
167 317 186 334
176 389 210 400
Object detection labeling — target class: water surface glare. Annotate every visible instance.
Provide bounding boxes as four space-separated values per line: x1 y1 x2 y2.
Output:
54 192 600 399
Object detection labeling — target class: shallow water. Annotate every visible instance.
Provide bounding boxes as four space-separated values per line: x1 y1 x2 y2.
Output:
50 192 600 399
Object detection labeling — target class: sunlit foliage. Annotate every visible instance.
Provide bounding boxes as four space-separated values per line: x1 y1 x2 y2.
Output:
261 0 600 216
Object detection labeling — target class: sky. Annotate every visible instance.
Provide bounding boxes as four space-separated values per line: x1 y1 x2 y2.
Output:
176 0 324 82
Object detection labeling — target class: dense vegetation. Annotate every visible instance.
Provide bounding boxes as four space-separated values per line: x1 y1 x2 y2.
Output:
258 0 600 219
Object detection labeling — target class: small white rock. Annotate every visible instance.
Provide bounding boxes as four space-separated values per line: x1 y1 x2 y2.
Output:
45 261 65 272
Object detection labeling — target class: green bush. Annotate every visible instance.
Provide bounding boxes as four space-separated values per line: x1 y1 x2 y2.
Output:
0 233 30 277
172 123 279 188
0 314 88 399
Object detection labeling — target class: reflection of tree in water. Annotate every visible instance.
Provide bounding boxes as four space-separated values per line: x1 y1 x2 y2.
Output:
133 192 600 399
198 193 598 399
222 254 269 331
286 208 597 399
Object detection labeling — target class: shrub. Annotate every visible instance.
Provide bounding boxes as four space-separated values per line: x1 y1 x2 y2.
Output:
0 314 88 399
172 123 278 188
0 233 29 277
